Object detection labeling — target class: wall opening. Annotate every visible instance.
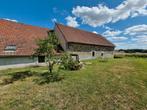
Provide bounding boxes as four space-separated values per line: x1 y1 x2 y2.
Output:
101 52 104 57
38 56 45 63
92 51 95 57
70 54 79 62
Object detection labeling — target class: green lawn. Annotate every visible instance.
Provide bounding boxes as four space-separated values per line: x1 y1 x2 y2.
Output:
0 58 147 110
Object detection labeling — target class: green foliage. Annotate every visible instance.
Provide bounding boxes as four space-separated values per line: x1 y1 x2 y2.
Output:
118 49 147 53
125 53 147 58
35 32 59 73
35 32 59 58
60 53 82 70
114 53 147 58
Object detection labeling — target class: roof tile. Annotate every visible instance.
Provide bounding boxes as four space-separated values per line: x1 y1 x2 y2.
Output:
56 23 115 47
0 19 49 56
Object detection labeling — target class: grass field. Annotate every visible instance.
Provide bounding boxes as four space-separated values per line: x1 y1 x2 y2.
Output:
0 58 147 110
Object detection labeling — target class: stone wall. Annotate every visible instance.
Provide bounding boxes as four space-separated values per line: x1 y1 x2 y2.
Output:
67 43 114 60
68 43 114 52
69 51 114 60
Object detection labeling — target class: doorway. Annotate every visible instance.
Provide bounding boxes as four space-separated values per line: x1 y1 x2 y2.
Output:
101 52 104 57
92 51 95 57
38 56 45 63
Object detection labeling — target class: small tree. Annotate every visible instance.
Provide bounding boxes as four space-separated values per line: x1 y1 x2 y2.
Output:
35 32 59 73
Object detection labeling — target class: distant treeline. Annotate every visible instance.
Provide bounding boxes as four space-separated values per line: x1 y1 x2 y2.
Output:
117 49 147 53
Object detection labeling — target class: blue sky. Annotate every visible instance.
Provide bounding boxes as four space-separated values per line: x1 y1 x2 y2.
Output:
0 0 147 49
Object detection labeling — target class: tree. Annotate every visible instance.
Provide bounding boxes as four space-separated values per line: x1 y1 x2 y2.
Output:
35 31 59 73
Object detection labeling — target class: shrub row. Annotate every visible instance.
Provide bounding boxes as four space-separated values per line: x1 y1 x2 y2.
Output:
114 53 147 58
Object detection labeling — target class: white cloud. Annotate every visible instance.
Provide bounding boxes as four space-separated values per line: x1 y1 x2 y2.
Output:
114 41 147 49
72 5 112 27
114 42 136 49
125 24 147 35
103 30 122 37
136 35 147 38
122 25 147 48
65 16 79 27
102 25 112 30
3 18 18 22
71 0 147 27
92 31 98 34
110 36 128 41
114 42 128 48
135 35 147 44
51 18 57 23
102 24 147 48
102 29 127 42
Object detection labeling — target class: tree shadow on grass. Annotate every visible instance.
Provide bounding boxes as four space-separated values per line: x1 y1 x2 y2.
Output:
1 70 64 85
1 71 35 85
33 72 64 85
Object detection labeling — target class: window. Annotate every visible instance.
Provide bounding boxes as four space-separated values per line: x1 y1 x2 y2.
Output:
5 45 16 52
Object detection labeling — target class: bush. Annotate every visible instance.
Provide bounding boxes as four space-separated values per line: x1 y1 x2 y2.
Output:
60 53 82 70
114 53 147 58
125 53 147 58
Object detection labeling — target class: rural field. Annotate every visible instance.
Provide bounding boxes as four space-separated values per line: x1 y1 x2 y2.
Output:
0 58 147 110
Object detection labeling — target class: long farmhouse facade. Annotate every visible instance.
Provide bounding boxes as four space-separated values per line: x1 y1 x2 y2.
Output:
0 19 115 67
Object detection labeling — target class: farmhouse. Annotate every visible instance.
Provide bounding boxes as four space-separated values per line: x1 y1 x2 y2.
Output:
0 19 49 66
0 19 115 67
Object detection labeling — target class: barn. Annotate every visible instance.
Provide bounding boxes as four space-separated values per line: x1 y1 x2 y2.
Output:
0 19 115 68
54 23 115 60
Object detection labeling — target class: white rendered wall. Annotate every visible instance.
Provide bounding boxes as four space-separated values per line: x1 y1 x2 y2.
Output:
0 56 40 70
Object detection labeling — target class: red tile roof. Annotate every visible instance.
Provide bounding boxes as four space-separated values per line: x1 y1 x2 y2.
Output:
56 23 115 47
0 19 49 56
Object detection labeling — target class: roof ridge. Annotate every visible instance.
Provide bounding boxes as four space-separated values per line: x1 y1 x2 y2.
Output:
0 19 49 30
55 23 102 36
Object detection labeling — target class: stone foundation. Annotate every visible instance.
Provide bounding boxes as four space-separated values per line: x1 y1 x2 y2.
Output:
68 51 114 60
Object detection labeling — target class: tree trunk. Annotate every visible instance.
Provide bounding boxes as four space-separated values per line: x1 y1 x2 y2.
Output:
48 61 55 73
